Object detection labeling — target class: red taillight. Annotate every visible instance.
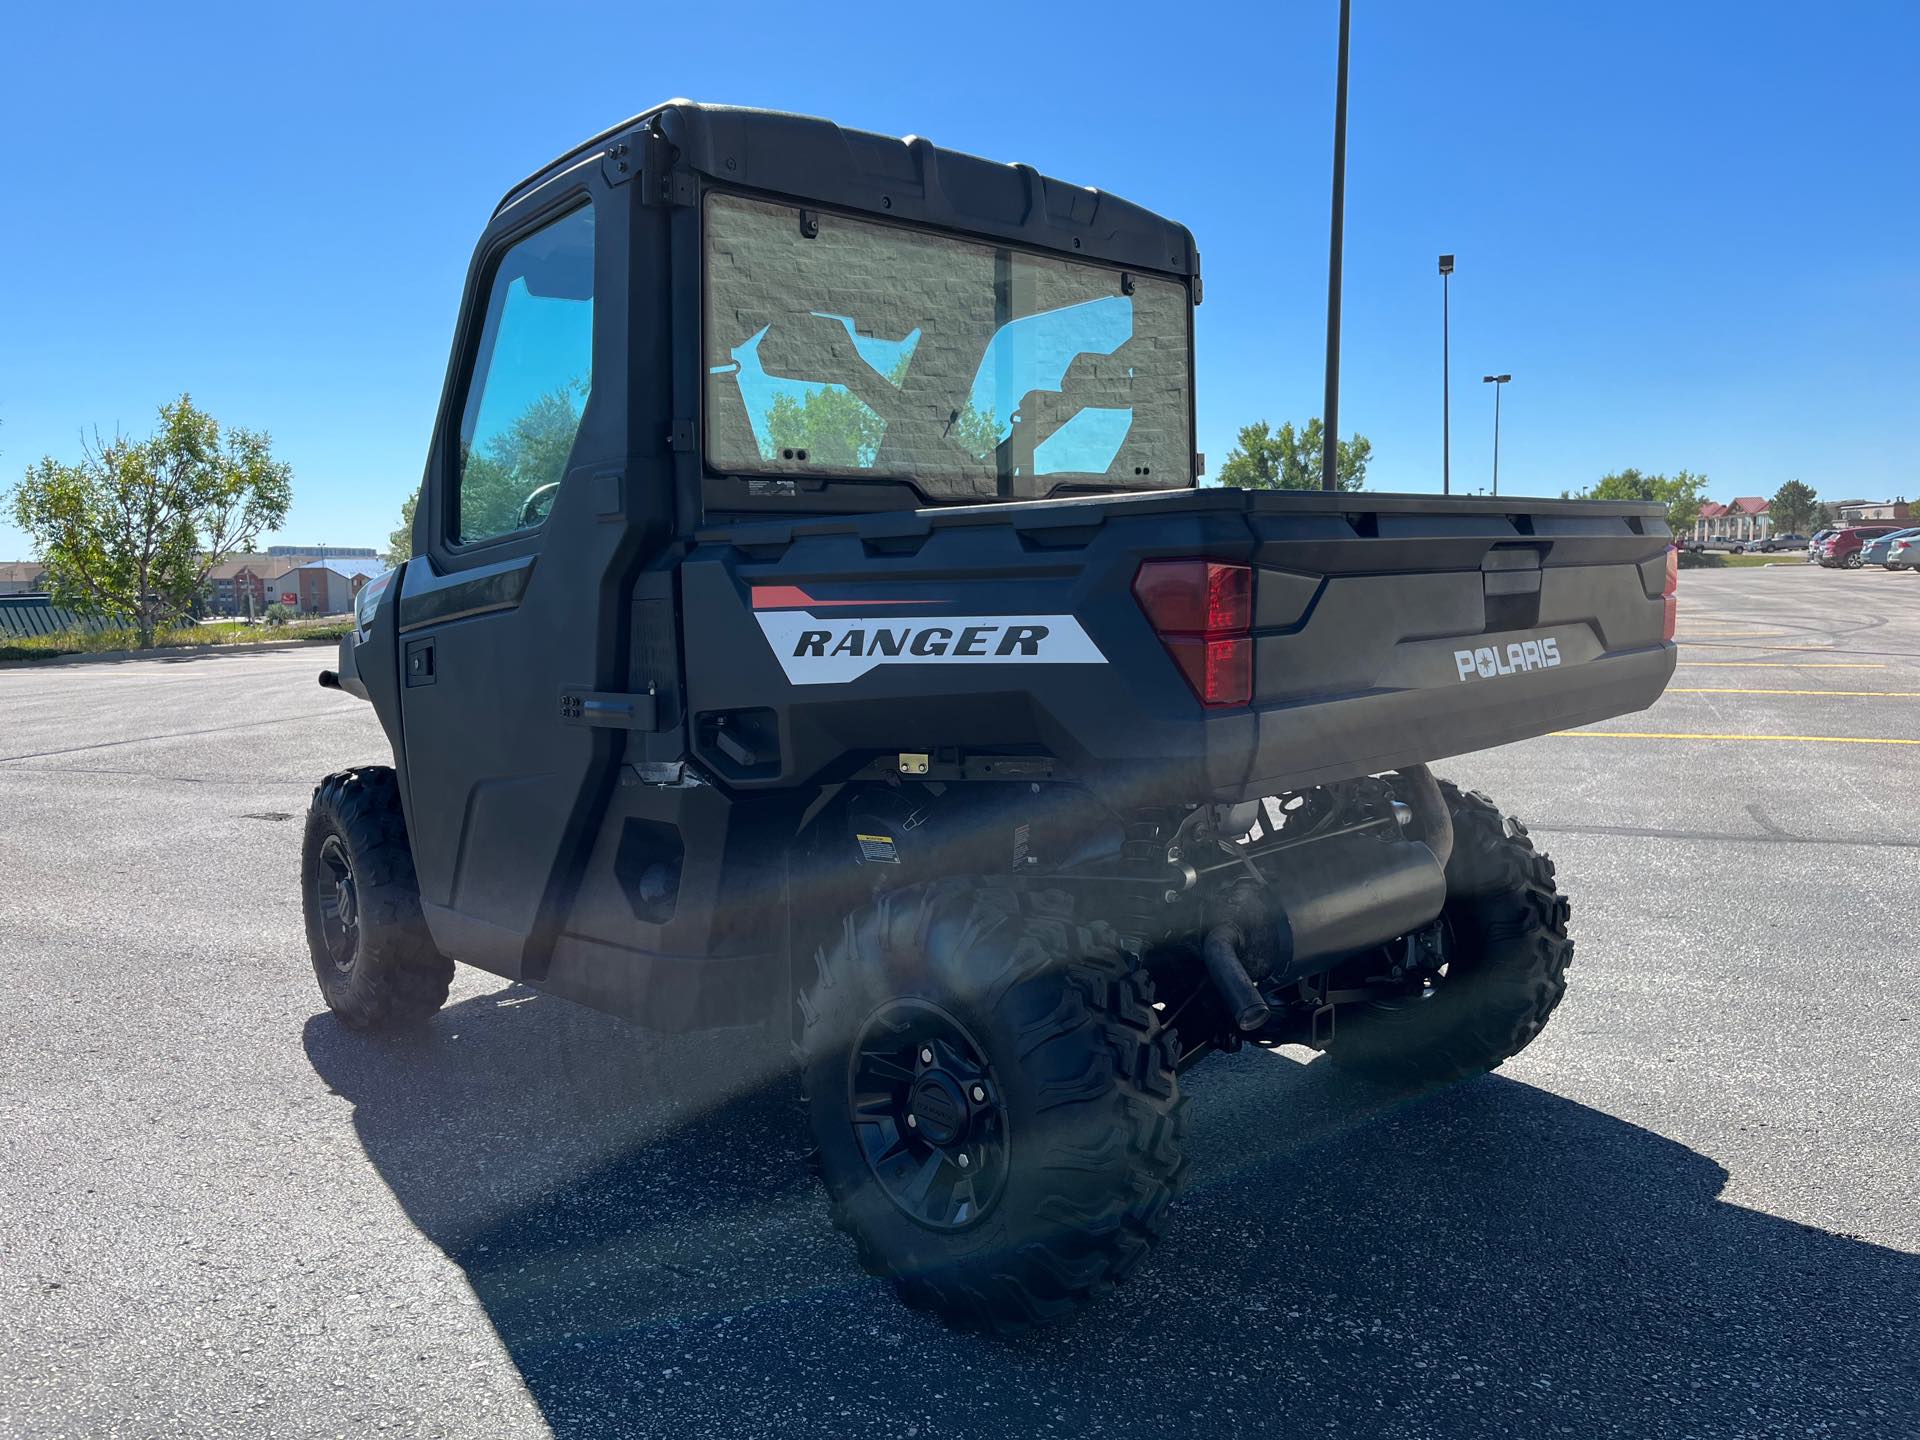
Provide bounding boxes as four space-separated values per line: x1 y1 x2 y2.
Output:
1663 546 1679 642
1131 559 1252 633
1167 636 1253 706
1133 560 1254 707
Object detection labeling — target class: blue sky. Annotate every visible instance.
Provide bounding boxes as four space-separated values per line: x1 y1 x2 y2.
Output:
2 0 1916 557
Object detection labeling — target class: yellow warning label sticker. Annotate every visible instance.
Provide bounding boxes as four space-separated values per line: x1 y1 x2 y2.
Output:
856 833 900 864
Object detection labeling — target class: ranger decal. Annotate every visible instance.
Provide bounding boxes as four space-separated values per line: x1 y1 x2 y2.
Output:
754 611 1107 685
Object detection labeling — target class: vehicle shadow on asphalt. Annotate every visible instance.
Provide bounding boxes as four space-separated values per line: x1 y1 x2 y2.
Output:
305 989 1917 1440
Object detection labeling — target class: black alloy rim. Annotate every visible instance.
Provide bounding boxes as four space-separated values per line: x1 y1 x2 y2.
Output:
314 834 360 973
847 1001 1010 1230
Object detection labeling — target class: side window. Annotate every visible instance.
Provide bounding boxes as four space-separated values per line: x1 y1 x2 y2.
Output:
453 203 596 545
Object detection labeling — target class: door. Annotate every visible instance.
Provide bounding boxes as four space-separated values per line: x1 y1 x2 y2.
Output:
395 173 664 979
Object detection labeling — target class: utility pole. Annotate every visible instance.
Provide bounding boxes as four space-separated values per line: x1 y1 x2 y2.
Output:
1439 254 1454 494
1321 0 1352 492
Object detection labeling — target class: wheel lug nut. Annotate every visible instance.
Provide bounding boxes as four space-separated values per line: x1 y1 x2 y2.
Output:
956 1153 970 1169
919 1048 934 1065
970 1085 986 1102
906 1113 918 1129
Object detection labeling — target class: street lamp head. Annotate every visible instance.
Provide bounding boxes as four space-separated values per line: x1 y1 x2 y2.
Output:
1438 254 1455 275
1482 373 1511 384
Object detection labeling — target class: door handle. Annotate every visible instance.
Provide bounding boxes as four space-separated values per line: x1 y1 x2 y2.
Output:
404 638 436 687
559 687 659 730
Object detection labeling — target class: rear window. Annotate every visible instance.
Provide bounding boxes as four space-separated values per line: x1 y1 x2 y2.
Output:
702 193 1193 501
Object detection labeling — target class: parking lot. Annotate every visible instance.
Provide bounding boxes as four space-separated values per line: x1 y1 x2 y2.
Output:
2 563 1915 1440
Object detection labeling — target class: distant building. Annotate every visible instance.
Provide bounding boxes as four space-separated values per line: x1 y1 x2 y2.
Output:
320 557 387 583
204 555 298 616
202 551 381 616
268 545 378 560
6 553 375 616
1694 497 1772 544
0 562 49 596
1836 499 1911 523
288 561 377 616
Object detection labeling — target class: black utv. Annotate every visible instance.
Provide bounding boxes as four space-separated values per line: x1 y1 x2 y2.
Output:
307 101 1677 1333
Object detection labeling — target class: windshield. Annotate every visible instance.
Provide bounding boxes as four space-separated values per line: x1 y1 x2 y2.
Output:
703 193 1193 500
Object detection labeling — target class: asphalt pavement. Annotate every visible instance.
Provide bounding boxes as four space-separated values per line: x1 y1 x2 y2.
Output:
1 564 1915 1440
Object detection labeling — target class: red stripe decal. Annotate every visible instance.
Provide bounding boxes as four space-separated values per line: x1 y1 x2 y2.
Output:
751 585 941 610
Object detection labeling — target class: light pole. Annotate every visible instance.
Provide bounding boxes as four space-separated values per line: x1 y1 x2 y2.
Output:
1482 373 1510 495
1439 254 1454 494
1321 0 1352 492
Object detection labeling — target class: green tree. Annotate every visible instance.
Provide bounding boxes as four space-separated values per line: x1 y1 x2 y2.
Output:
385 488 418 567
763 388 886 468
1578 468 1707 535
1217 418 1371 492
1770 479 1818 536
760 389 1002 471
457 386 585 541
1812 501 1837 532
381 385 583 563
7 394 293 648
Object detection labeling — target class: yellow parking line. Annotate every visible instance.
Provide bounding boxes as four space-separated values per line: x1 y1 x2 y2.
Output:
1676 661 1886 669
1552 730 1920 747
1666 687 1920 698
1673 632 1785 639
1680 644 1840 652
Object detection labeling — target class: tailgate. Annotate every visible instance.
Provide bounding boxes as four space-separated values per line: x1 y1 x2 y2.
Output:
1221 493 1675 794
682 489 1675 804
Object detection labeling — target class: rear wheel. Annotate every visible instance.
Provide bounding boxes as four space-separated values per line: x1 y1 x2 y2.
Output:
799 879 1188 1334
302 767 452 1029
1329 782 1571 1087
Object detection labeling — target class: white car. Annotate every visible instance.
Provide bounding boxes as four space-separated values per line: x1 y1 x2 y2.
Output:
1887 534 1920 570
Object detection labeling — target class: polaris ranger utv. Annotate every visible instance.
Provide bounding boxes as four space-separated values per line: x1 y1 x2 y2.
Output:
306 101 1677 1332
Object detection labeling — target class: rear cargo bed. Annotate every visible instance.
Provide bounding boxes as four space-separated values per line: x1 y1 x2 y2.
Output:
682 488 1675 805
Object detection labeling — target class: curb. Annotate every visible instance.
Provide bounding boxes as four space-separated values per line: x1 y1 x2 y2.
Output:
0 636 342 671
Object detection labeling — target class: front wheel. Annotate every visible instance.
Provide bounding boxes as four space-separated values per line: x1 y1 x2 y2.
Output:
302 767 452 1029
799 880 1189 1334
1329 782 1572 1087
1845 553 1864 569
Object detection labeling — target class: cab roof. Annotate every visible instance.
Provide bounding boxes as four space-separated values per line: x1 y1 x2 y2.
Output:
496 100 1200 282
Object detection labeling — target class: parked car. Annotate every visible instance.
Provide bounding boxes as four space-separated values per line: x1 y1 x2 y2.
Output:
1860 527 1920 567
1737 532 1808 553
1819 525 1907 568
1887 533 1920 570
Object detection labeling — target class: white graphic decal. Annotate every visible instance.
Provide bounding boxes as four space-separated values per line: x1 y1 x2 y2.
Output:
755 612 1107 685
1453 635 1562 683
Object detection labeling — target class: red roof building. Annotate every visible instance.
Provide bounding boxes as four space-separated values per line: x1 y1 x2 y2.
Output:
1694 496 1774 544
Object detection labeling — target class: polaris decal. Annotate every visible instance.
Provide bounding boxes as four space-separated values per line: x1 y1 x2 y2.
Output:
1454 636 1562 682
754 610 1107 684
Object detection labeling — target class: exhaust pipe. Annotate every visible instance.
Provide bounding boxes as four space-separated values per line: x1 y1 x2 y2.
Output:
1198 770 1456 1023
1202 924 1271 1032
1390 764 1454 874
1262 832 1448 984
